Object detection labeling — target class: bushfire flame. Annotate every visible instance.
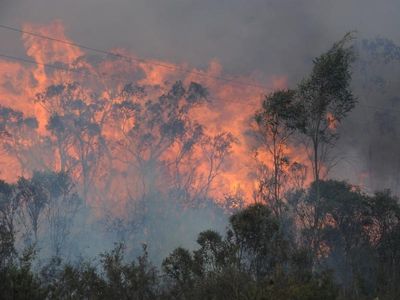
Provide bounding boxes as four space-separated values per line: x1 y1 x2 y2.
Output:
0 21 315 213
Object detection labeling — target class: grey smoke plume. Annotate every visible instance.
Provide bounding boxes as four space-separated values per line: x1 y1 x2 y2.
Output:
1 0 400 82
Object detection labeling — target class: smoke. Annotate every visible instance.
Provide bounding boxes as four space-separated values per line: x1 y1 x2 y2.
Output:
1 0 400 264
1 0 399 82
334 38 400 194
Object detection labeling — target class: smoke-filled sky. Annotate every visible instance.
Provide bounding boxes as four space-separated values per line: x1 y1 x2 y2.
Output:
1 0 399 84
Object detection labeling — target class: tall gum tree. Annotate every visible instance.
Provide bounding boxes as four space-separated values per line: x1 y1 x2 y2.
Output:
295 33 357 258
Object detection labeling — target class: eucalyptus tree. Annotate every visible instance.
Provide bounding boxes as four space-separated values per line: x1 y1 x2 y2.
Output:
293 34 357 257
254 89 300 217
296 34 356 186
36 82 107 202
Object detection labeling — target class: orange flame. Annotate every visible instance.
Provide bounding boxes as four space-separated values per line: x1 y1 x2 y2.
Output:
0 21 314 212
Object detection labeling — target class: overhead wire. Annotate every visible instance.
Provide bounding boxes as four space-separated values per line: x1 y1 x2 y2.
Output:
0 52 262 106
0 23 399 114
0 53 92 76
0 51 396 115
0 23 269 91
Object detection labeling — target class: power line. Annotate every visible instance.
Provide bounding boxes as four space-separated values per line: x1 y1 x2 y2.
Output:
0 51 398 115
0 53 92 76
0 23 269 91
0 52 253 105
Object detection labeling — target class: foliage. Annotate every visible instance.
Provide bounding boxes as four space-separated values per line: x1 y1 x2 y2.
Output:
0 176 400 299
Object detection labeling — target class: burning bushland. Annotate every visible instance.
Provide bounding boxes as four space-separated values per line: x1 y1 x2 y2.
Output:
0 22 400 299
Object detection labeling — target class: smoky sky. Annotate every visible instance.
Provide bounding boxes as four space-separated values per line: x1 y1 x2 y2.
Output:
1 0 399 84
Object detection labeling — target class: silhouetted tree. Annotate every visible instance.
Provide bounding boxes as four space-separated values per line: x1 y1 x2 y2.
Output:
255 89 300 217
37 82 107 202
0 180 17 268
16 174 49 244
293 34 357 259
